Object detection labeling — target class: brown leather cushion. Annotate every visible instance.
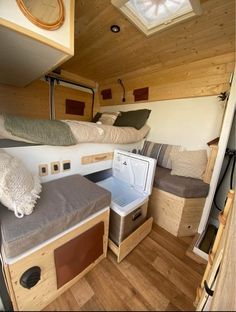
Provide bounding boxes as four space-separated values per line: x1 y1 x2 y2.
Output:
154 166 209 198
0 174 111 258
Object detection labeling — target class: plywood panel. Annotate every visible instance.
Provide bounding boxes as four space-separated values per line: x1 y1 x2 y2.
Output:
99 53 234 105
0 72 96 121
0 80 49 119
62 0 235 82
148 188 206 237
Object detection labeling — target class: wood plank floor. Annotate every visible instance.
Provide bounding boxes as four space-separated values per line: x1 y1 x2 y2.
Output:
44 225 206 311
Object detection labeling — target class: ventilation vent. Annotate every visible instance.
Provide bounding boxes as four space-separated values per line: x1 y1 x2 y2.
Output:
20 266 41 289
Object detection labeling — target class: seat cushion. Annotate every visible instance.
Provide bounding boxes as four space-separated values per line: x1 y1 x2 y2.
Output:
154 166 209 198
0 174 111 258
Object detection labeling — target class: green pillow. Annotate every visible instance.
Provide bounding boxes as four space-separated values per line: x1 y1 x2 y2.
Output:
113 109 151 130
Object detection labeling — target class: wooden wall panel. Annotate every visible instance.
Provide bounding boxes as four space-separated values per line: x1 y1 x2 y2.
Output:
63 0 235 82
0 71 97 120
99 53 235 106
0 80 49 118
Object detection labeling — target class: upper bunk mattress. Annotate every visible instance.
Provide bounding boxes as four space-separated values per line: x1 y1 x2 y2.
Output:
0 114 150 146
0 174 111 259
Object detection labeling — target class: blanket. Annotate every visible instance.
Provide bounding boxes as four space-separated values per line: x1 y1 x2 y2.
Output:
3 114 76 146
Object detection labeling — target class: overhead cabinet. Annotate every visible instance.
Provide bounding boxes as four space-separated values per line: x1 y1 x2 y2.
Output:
0 0 74 87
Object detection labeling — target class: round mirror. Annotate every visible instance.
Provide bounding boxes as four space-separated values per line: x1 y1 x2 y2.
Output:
16 0 65 30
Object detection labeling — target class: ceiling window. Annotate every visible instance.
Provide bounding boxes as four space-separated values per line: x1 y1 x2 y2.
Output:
112 0 202 36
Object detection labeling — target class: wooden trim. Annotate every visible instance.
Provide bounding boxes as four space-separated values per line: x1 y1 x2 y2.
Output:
112 0 199 37
60 70 97 89
111 0 128 8
2 263 18 311
16 0 65 31
195 190 234 309
81 152 114 165
198 67 236 234
109 217 153 263
210 190 236 310
203 144 218 184
186 234 208 265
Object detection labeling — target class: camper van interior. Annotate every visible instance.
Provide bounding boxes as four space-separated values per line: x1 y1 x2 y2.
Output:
0 0 235 311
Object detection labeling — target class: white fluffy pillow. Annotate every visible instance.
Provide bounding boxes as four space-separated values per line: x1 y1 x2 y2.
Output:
0 151 42 218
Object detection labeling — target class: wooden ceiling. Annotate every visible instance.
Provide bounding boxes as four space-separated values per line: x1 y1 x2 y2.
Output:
62 0 235 83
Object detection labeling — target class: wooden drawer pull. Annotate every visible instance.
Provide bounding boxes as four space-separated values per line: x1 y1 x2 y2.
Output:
81 152 114 165
94 156 107 161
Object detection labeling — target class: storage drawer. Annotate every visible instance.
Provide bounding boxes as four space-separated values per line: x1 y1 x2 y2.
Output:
110 202 148 245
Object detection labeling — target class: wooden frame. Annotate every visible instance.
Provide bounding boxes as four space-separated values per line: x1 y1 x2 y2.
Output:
111 0 202 37
195 190 234 310
16 0 65 31
198 69 235 234
3 209 109 311
109 217 153 263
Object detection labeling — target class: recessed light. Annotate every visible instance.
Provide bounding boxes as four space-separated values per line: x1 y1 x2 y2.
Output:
110 25 120 33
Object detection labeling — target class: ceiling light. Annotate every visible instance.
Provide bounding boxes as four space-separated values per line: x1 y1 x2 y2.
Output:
110 25 120 33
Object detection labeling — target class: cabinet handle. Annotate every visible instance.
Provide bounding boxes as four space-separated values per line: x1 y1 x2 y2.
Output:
132 211 142 221
94 155 107 161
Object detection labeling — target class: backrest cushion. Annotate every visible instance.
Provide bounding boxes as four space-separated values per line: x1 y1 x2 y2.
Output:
114 109 151 130
170 149 208 180
140 140 182 169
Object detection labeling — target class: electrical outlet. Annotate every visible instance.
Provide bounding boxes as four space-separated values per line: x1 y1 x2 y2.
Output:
39 164 48 177
62 160 71 171
51 161 60 174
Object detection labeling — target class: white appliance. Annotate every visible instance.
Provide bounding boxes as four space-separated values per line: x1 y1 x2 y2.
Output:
97 150 156 245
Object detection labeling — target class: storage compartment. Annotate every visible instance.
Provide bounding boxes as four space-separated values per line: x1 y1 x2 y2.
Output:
97 150 156 247
2 210 110 311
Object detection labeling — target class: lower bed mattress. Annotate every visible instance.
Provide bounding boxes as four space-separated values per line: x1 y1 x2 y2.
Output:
0 174 111 259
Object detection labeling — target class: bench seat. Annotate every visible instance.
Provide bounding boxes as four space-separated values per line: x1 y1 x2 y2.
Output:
154 166 209 198
0 174 111 259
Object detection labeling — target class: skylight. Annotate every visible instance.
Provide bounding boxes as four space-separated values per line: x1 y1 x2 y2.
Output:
112 0 202 36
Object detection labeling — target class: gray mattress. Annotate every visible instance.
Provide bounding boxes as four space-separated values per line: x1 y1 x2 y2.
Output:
154 166 209 198
0 174 111 258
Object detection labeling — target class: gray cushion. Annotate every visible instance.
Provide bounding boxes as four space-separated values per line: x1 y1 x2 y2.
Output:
0 174 111 258
154 166 209 198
